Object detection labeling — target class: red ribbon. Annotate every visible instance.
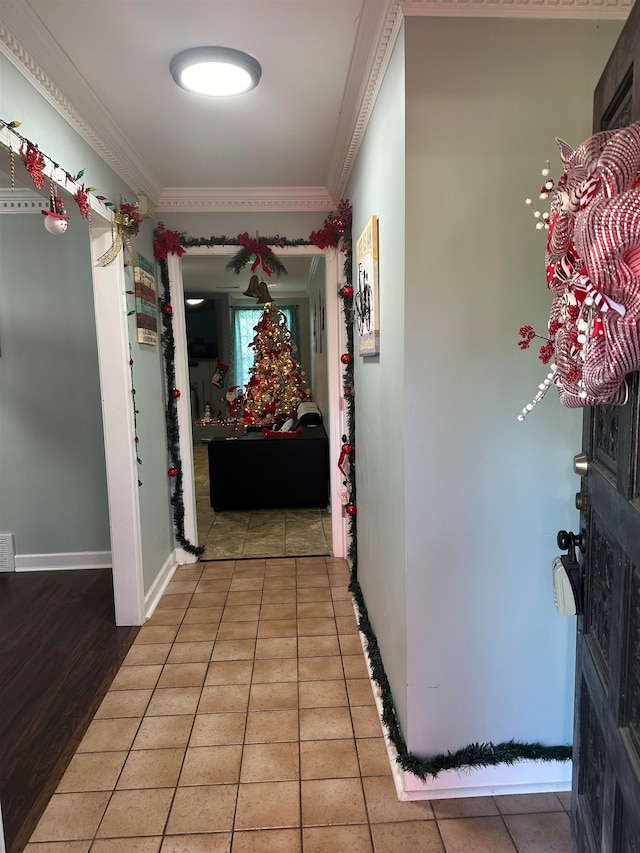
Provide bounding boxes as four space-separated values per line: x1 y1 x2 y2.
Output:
237 232 274 276
338 443 352 476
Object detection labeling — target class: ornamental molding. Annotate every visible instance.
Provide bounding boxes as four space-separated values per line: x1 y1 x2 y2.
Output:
0 187 47 214
156 187 335 213
327 1 403 202
400 0 631 18
0 6 162 200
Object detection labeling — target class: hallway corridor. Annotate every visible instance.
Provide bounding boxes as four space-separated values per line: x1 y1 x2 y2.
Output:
25 557 571 852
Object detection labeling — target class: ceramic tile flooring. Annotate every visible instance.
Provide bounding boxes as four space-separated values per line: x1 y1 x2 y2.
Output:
194 444 332 560
26 557 572 852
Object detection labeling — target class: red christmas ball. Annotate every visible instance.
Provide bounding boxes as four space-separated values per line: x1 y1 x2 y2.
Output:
342 443 353 455
341 285 354 299
162 304 173 315
171 389 181 399
344 386 353 397
168 467 178 477
345 504 357 516
340 353 352 365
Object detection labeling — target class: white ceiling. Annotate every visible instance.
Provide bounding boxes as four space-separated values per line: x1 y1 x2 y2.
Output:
0 0 396 210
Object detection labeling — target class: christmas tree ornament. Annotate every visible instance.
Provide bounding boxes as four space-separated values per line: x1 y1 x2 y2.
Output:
211 362 229 388
243 275 260 298
42 183 69 234
162 303 173 315
171 389 181 399
256 280 273 303
340 353 353 364
345 503 357 516
341 285 354 299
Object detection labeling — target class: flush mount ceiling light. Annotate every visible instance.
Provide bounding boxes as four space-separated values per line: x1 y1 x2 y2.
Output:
186 298 205 306
170 46 262 97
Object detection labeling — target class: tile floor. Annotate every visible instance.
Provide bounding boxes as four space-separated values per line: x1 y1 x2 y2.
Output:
194 444 332 560
26 557 572 852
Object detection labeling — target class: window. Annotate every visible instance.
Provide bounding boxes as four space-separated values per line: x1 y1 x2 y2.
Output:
230 304 301 390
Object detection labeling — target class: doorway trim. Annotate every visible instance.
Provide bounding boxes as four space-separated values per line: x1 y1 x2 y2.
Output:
168 244 347 560
90 219 146 625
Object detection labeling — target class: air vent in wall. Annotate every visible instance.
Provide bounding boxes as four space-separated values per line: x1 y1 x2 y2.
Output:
0 534 15 572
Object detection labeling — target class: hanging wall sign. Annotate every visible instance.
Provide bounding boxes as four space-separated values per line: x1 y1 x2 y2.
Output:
356 215 380 356
134 254 158 346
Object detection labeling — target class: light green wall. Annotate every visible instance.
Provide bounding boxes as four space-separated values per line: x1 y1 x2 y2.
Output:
345 28 408 729
403 17 622 755
0 207 110 555
0 54 173 589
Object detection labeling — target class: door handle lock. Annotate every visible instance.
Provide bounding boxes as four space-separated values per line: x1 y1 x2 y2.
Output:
553 529 585 616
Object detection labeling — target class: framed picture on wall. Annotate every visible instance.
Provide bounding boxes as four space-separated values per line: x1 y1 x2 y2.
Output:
356 215 379 356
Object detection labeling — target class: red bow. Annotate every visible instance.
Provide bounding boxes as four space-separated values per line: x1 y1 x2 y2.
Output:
237 232 274 275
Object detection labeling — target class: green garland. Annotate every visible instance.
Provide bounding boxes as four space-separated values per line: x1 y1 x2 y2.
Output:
338 231 358 568
157 258 204 557
348 577 572 780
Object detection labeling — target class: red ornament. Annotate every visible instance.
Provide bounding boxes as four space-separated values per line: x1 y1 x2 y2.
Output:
341 285 354 299
162 304 173 315
344 386 353 397
168 467 178 477
23 142 46 190
75 184 90 219
171 389 181 399
340 353 352 365
345 504 357 516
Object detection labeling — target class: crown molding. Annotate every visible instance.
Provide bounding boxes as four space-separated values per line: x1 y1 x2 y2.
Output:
156 186 335 213
327 1 403 201
401 0 632 18
0 5 163 200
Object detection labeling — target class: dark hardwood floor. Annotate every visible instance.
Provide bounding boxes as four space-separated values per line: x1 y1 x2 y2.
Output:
0 569 138 853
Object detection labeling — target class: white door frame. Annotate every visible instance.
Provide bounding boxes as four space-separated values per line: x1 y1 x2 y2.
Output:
90 220 145 624
169 244 347 559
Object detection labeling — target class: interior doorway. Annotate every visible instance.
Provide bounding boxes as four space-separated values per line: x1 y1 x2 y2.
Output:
167 245 347 562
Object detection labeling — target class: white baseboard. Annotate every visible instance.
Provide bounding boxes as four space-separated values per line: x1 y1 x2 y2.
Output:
351 596 572 802
398 759 571 800
14 551 112 571
144 550 179 621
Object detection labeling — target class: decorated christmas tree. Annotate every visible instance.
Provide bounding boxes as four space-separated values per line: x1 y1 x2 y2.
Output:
243 302 308 427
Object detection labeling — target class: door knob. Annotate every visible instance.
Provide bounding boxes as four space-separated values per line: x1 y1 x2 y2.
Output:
554 529 585 615
557 529 585 553
573 453 589 476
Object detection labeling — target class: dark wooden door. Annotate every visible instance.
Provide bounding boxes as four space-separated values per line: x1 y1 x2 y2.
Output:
572 7 640 850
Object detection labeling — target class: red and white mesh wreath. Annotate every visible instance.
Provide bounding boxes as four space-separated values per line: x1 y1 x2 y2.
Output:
519 122 640 419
